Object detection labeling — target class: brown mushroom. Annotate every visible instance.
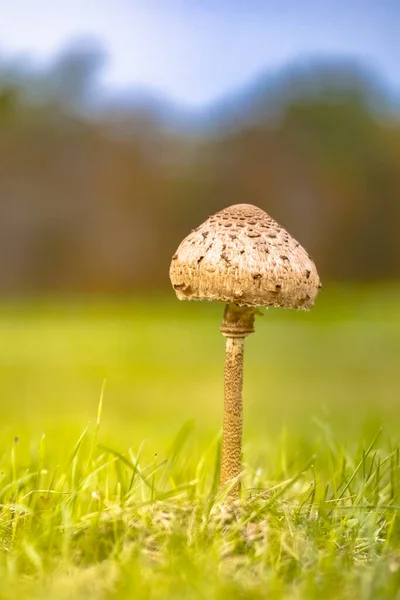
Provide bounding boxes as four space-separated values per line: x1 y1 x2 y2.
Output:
169 203 321 498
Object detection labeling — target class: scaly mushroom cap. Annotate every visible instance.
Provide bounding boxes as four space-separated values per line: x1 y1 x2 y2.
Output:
169 204 321 309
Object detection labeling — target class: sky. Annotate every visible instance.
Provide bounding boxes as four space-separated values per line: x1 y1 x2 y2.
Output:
0 0 399 107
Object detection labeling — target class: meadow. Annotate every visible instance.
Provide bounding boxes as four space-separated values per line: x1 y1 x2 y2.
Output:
0 285 400 599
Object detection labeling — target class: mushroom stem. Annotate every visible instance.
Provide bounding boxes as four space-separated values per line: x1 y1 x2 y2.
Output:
220 335 245 497
219 304 257 498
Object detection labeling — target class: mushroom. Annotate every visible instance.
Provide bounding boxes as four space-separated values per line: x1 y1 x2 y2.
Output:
169 203 321 498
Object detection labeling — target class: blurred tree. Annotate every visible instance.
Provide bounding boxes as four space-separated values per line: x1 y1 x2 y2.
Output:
0 49 398 294
44 39 106 109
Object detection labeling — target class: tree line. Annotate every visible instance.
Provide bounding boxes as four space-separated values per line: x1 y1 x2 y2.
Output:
0 44 399 293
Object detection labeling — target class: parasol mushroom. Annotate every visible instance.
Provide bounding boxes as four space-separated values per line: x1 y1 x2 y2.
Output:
169 203 321 498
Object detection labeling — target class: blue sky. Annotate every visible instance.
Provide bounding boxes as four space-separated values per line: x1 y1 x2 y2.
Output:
0 0 399 106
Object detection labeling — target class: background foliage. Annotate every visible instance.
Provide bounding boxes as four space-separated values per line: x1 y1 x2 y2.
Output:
0 44 399 294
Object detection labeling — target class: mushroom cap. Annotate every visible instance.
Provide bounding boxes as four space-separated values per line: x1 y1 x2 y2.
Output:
169 204 321 309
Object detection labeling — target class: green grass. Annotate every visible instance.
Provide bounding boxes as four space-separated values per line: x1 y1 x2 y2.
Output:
0 285 400 598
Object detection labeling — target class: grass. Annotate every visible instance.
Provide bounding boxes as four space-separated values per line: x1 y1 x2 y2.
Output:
0 284 399 598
